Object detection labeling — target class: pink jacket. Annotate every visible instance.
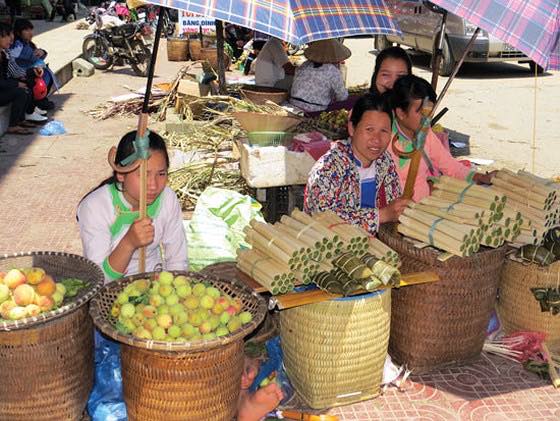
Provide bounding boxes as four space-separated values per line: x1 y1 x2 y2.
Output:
388 125 474 202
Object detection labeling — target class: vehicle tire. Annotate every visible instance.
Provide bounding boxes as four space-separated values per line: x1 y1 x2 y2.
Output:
82 36 113 70
129 41 152 77
374 34 392 51
433 36 455 77
529 61 544 75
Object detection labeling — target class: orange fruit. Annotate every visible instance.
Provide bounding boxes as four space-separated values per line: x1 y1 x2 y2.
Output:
36 276 56 297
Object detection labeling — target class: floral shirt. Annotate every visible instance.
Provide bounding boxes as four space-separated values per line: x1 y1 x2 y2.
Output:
289 61 348 112
304 138 402 235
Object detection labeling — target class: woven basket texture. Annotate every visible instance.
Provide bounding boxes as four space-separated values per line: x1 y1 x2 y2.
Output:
241 87 289 105
200 47 219 69
167 38 189 61
189 39 202 60
498 259 560 340
379 224 507 373
0 251 104 331
0 305 94 420
89 271 267 420
279 290 391 409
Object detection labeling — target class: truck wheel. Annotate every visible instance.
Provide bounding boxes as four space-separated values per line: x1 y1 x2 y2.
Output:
433 37 455 77
529 61 544 75
375 35 392 51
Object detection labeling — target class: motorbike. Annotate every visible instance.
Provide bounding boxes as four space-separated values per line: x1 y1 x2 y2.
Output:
82 11 153 77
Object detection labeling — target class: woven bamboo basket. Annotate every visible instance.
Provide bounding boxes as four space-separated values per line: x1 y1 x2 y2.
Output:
240 86 289 105
280 289 391 409
189 38 202 60
89 271 267 421
498 258 560 340
0 251 104 420
166 37 189 62
379 224 507 373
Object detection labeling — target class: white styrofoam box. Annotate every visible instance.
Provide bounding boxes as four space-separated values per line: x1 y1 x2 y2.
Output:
0 105 11 137
236 139 316 188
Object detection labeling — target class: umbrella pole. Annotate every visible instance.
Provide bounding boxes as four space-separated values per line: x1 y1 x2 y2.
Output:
215 19 227 94
433 28 480 113
137 5 166 273
431 10 448 90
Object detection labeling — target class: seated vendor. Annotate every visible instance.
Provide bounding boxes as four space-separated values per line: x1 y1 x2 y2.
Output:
254 37 295 90
289 39 350 113
388 75 495 202
304 94 410 235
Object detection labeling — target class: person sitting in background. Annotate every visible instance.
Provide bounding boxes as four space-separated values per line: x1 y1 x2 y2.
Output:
243 31 270 76
224 23 252 60
9 19 57 111
388 75 495 202
369 46 412 96
254 37 295 90
289 39 350 113
0 23 36 135
304 94 409 235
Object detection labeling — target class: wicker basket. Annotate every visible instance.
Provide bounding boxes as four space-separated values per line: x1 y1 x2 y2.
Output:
167 37 189 62
498 258 560 340
241 86 289 105
189 38 202 60
379 225 507 373
280 289 391 409
0 251 104 420
89 271 267 421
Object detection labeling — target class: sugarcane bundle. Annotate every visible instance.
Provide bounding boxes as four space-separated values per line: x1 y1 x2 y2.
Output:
311 210 369 255
237 249 295 295
366 237 400 267
412 196 491 227
360 254 400 287
293 262 320 285
479 224 505 248
432 176 506 218
277 214 343 260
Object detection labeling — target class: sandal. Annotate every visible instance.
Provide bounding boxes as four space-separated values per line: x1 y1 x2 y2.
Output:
19 121 37 128
6 126 33 135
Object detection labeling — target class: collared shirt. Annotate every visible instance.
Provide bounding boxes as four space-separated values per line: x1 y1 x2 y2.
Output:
289 60 348 112
254 38 289 87
77 184 188 282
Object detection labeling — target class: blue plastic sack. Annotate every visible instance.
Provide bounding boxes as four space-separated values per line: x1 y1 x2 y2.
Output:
39 120 66 136
87 331 127 421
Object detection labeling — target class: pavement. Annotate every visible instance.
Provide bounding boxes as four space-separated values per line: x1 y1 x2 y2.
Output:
0 21 559 420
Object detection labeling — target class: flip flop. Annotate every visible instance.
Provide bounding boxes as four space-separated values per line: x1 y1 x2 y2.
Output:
19 121 38 128
6 127 33 135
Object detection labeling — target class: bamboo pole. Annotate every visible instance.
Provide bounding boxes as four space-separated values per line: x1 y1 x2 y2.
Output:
397 222 467 257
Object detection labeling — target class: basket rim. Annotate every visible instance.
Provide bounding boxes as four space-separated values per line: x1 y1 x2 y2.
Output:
89 270 268 353
0 251 104 332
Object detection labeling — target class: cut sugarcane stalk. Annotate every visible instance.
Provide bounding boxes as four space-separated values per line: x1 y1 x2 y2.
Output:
397 218 468 256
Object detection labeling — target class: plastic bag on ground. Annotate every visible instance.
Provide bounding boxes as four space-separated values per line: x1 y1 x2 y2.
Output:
184 187 264 272
39 120 66 136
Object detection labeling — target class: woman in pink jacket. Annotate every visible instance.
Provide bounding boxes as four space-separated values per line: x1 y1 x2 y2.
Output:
388 75 494 202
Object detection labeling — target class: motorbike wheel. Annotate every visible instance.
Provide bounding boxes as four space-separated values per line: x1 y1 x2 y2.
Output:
82 36 113 70
129 41 152 77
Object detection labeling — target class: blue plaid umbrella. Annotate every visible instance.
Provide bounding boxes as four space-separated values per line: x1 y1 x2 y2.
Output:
149 0 401 44
430 0 559 70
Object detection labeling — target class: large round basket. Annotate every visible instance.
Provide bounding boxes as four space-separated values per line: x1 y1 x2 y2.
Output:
166 37 189 61
498 258 560 340
240 85 289 105
0 251 104 420
189 38 202 60
89 271 267 421
379 225 507 373
280 289 391 409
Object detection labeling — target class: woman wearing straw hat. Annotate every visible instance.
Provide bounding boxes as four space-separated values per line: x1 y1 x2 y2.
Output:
289 39 350 113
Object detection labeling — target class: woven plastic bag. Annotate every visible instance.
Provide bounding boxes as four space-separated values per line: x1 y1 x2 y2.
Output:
87 331 127 421
185 187 264 272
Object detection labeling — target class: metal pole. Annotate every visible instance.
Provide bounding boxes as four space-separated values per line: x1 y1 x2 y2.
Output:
141 6 166 113
431 10 448 90
215 19 227 94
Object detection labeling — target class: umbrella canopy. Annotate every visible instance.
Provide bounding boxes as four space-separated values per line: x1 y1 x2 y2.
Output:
150 0 401 44
430 0 560 70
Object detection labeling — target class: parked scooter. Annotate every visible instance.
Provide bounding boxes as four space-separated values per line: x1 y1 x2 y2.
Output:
82 10 153 77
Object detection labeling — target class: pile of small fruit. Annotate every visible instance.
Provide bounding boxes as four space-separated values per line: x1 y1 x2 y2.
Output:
0 268 88 321
111 271 253 342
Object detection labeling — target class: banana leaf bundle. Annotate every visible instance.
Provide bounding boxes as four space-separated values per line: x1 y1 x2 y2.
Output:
531 287 560 315
361 254 400 287
516 244 556 266
332 252 373 280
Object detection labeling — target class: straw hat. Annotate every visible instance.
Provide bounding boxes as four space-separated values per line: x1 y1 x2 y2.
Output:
304 39 352 63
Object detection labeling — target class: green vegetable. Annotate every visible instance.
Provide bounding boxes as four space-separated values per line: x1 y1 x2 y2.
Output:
60 278 89 297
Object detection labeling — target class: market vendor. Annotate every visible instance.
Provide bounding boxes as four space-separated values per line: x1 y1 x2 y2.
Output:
254 37 295 90
369 46 412 96
289 39 350 113
388 75 495 202
77 130 188 282
304 94 410 235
